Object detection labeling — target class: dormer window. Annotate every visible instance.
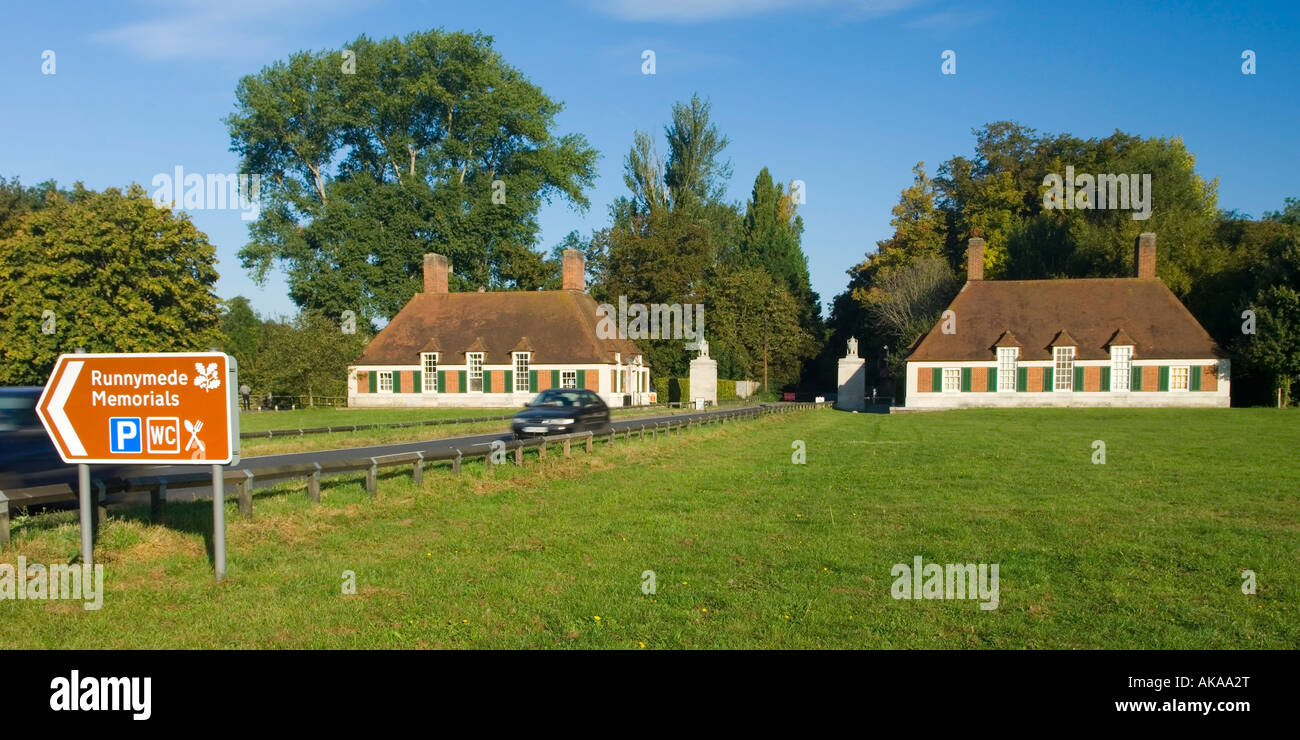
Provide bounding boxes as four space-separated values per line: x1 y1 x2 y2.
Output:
997 347 1018 391
514 352 531 392
1053 346 1074 391
467 352 484 392
1110 346 1132 392
422 352 438 392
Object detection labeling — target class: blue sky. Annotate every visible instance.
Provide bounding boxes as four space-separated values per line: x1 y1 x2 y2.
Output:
2 0 1297 320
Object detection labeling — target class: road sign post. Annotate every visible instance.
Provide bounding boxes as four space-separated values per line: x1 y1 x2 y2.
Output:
212 464 225 580
78 463 91 567
37 352 239 578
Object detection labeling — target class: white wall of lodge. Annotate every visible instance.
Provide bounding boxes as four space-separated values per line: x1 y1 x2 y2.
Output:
904 359 1231 409
347 362 655 408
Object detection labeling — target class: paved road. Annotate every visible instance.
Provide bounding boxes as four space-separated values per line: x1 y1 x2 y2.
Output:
24 404 768 506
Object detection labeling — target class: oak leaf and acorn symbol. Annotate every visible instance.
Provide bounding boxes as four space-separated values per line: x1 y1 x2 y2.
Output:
194 362 221 392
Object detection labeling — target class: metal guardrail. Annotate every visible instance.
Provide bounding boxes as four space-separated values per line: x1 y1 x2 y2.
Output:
0 402 827 544
241 414 515 440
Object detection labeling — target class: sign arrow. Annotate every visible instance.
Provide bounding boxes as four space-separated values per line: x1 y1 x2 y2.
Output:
47 359 87 456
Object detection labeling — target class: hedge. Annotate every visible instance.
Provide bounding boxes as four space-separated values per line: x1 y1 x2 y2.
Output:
653 377 742 402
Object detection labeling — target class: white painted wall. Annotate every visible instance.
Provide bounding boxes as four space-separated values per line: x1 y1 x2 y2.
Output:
904 359 1231 408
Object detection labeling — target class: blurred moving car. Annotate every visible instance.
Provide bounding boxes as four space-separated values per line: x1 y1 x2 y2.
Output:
511 389 611 439
0 387 65 490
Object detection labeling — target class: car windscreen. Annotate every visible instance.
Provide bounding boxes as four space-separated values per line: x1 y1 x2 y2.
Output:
0 395 41 432
528 390 584 408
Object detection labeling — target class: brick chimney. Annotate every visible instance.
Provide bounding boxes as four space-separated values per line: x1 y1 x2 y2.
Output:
1134 233 1156 278
966 237 985 281
562 248 585 291
424 253 449 294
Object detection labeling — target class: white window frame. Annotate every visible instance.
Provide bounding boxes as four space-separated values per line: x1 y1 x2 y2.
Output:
942 368 960 393
422 352 438 392
514 352 530 392
561 370 577 389
378 371 394 393
1110 346 1132 392
468 352 484 392
997 347 1018 392
1170 365 1190 392
1054 347 1074 391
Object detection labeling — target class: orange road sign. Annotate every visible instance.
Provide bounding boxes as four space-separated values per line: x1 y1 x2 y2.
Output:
37 352 238 465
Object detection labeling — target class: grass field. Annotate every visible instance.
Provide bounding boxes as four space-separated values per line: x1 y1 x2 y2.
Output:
2 407 1297 649
238 403 742 456
238 406 511 434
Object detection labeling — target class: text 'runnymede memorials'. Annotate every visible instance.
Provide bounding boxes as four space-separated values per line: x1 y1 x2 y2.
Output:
37 353 236 465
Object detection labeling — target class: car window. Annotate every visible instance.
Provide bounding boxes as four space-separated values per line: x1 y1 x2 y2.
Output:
0 395 40 432
529 390 584 408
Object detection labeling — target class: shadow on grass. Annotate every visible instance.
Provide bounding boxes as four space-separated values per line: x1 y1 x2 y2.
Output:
9 469 392 568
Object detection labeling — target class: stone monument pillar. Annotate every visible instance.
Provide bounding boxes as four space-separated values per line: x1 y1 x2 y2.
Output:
688 337 718 407
837 337 866 411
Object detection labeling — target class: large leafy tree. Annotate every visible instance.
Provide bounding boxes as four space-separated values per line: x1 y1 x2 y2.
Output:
220 296 263 377
822 163 949 389
0 177 69 239
0 184 224 384
591 95 821 384
707 266 817 390
249 310 373 401
227 29 598 324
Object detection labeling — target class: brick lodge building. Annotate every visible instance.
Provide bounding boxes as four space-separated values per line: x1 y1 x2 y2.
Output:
348 250 651 408
904 233 1230 409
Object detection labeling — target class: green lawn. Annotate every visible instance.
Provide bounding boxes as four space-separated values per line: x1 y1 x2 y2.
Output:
238 403 740 456
2 407 1296 649
238 406 510 434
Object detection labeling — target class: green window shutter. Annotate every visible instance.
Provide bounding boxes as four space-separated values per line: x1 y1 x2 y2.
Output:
551 370 560 388
1158 365 1169 392
931 368 942 392
577 369 586 389
987 367 997 392
412 370 421 393
368 371 377 393
1073 366 1084 391
960 367 971 392
529 369 538 392
437 370 445 392
459 370 467 392
504 370 513 393
1131 366 1143 391
1043 367 1053 391
1016 366 1027 392
1189 366 1201 391
1100 366 1111 391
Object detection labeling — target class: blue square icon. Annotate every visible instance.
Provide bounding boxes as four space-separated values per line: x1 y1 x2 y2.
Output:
109 417 142 453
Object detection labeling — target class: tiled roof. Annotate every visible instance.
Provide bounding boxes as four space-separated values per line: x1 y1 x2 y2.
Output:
906 278 1224 362
355 290 646 366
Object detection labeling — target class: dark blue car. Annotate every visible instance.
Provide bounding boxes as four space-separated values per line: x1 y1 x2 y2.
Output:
0 386 66 490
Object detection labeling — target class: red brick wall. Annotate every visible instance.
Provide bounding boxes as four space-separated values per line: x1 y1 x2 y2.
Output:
916 367 933 392
1202 364 1218 391
1083 366 1101 392
1026 367 1043 392
1140 366 1158 391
